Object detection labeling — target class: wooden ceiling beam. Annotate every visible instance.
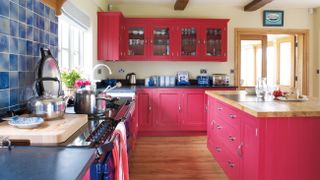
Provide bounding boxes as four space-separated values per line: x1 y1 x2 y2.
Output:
174 0 189 11
244 0 273 12
41 0 67 16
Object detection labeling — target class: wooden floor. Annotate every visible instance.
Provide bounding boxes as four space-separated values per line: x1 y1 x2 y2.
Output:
129 136 228 180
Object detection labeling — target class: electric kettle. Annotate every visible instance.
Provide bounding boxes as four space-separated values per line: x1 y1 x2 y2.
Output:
126 73 136 85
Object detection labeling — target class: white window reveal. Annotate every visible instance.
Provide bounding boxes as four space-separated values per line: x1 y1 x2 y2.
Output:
58 1 90 70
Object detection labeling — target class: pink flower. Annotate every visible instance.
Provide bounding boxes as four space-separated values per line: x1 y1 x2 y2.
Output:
84 80 91 86
75 80 84 88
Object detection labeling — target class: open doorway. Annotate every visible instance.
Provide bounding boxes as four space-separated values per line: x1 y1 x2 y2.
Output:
235 28 309 95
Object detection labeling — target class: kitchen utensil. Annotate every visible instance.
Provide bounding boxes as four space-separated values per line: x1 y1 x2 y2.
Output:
212 74 230 86
8 116 44 129
177 71 190 85
35 48 61 97
126 73 136 85
28 77 69 120
74 83 122 115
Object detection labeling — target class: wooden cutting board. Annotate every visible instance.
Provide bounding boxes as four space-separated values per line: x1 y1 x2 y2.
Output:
0 114 88 144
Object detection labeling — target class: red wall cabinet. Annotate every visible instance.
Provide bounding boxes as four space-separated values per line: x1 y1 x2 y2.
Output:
97 12 123 61
97 12 229 61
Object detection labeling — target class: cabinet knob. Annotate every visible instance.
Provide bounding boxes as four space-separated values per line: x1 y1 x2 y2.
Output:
197 39 201 44
237 143 244 157
215 147 222 152
150 40 153 44
227 161 235 168
178 106 181 112
149 106 152 111
217 107 223 111
216 124 223 130
203 40 206 44
229 114 236 119
205 105 208 112
211 120 215 126
228 136 236 142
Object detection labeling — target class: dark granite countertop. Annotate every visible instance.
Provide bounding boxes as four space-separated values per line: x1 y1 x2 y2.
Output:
97 85 237 94
0 147 95 180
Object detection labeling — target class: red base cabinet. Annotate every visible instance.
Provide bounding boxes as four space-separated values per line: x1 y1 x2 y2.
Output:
136 88 235 135
97 12 229 61
207 96 320 180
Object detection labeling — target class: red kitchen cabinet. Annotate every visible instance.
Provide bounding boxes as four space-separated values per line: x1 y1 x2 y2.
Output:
97 12 124 61
180 89 207 131
97 12 229 61
154 89 181 131
136 89 154 131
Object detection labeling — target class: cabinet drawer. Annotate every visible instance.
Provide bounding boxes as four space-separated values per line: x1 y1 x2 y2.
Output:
214 100 240 130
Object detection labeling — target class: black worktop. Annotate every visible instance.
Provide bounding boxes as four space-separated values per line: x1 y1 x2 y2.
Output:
0 147 95 180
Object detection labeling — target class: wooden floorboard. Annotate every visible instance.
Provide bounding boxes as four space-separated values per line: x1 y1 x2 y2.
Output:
129 136 228 180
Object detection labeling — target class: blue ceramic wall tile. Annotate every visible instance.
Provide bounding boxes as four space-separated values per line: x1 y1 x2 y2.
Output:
26 0 33 10
10 2 19 21
0 0 58 111
0 90 9 108
9 37 18 54
19 0 26 7
33 27 39 41
0 16 10 35
19 23 26 38
26 25 33 40
26 41 33 55
9 72 18 88
18 39 27 55
10 89 19 105
10 20 19 36
19 6 26 23
44 5 50 18
0 34 9 53
0 0 9 17
26 10 33 25
10 54 18 71
0 53 9 71
0 72 9 89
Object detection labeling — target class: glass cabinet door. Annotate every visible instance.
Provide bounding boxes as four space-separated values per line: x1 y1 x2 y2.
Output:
151 27 170 57
127 27 145 56
180 27 198 57
205 28 222 56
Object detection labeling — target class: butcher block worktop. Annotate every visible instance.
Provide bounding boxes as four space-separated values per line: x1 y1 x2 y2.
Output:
205 90 320 117
0 114 88 144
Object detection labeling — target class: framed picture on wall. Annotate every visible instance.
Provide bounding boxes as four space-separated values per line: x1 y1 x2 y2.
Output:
263 10 284 26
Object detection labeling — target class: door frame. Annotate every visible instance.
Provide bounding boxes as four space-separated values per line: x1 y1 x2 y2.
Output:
234 28 309 95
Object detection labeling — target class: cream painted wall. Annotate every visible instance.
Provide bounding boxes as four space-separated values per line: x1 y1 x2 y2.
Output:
97 4 316 95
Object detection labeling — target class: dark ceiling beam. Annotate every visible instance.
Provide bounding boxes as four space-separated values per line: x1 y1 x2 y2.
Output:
174 0 189 11
244 0 273 12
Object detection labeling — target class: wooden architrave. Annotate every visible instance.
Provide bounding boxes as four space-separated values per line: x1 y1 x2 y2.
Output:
234 28 309 95
174 0 189 11
244 0 273 12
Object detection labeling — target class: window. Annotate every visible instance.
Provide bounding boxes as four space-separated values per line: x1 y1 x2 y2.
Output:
58 15 85 69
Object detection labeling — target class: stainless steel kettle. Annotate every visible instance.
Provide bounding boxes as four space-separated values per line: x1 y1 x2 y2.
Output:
126 73 136 85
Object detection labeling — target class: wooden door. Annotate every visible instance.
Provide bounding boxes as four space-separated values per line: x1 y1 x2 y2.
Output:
137 89 154 131
181 89 206 131
201 20 228 61
155 89 181 131
240 114 259 180
149 23 175 60
123 20 149 60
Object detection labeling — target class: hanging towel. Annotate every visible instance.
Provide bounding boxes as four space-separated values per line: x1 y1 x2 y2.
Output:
112 122 129 180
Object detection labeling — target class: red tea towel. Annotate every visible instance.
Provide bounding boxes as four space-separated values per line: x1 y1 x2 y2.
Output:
112 122 129 180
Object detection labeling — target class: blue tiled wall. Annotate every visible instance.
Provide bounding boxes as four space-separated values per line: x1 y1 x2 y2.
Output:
0 0 59 115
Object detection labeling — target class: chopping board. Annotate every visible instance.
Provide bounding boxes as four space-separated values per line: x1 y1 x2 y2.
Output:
0 114 88 144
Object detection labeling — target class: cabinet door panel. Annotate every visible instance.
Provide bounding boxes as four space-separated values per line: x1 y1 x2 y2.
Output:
149 25 174 60
156 91 180 130
137 90 153 131
177 25 201 60
241 115 259 180
181 90 206 131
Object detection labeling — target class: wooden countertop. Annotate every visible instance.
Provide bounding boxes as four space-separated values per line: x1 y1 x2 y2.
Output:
205 91 320 117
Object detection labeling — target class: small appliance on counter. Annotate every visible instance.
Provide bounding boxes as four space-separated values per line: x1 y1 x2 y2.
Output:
177 71 190 86
212 74 230 86
197 69 210 86
126 73 136 85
